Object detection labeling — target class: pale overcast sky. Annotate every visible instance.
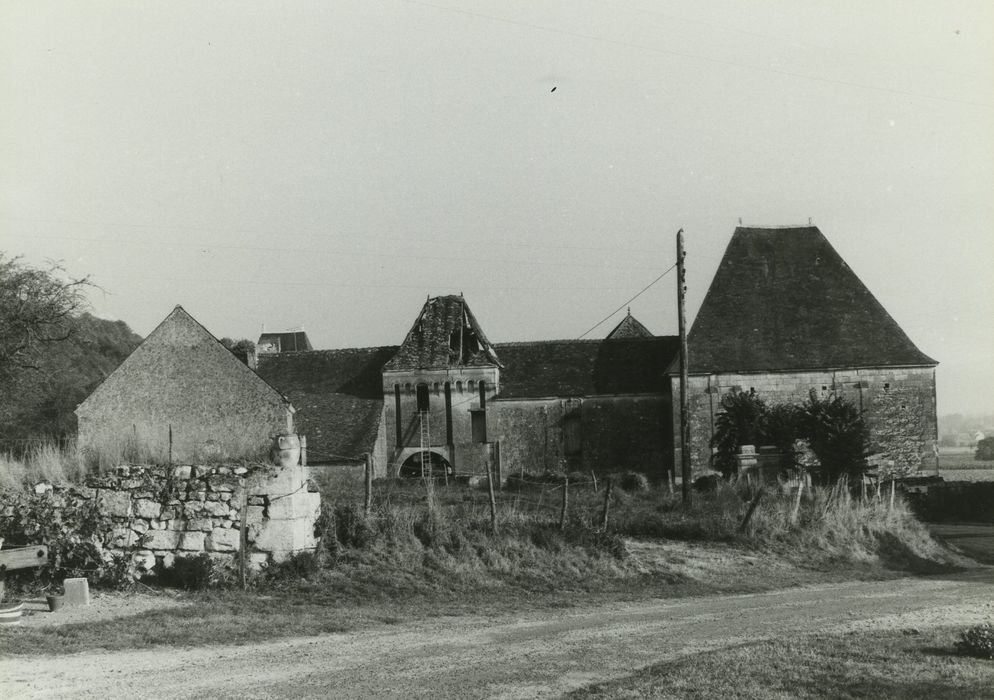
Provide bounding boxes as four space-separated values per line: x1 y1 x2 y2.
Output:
2 1 992 415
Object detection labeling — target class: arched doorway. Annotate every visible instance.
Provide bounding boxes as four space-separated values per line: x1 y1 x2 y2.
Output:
399 450 453 479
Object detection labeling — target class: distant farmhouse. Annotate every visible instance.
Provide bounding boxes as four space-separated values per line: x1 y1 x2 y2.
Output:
77 225 937 478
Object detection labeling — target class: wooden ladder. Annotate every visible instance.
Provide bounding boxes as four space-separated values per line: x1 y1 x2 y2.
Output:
419 410 431 478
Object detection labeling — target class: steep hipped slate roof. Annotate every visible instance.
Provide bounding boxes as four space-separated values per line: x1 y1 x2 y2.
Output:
256 346 398 461
257 331 312 353
495 337 679 399
606 310 654 339
687 226 936 373
385 295 501 371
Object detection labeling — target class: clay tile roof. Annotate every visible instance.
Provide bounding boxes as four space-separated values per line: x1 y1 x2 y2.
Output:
384 295 501 371
687 226 936 373
495 337 679 398
256 346 398 461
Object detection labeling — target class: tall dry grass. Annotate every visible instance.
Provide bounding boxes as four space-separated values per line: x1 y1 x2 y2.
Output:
0 440 87 492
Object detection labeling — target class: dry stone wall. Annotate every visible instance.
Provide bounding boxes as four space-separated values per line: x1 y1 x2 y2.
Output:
23 462 319 574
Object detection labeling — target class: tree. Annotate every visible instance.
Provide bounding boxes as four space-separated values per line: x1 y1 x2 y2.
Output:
219 337 255 366
801 390 869 485
976 437 994 461
710 389 768 477
0 254 91 378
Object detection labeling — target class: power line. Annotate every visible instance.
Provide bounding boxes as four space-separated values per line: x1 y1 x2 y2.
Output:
577 263 677 339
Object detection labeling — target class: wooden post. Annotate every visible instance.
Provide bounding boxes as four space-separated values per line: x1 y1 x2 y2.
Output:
790 481 804 525
168 424 173 466
238 488 248 590
677 229 692 506
486 461 499 535
364 453 373 517
601 477 613 530
591 470 598 493
668 469 674 495
738 488 763 534
889 478 896 512
559 475 570 530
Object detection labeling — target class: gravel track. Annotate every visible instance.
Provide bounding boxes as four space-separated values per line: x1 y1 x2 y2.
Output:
3 570 992 699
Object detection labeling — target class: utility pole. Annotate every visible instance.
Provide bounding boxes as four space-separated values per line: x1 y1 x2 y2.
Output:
677 229 692 505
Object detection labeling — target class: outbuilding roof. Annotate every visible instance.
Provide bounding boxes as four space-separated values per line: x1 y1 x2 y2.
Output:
686 226 936 373
384 295 501 371
256 346 398 461
495 337 679 399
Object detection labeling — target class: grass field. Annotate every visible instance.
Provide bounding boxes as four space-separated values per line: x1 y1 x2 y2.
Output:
569 626 994 699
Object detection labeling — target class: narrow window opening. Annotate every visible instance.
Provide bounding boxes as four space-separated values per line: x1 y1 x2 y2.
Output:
416 383 430 413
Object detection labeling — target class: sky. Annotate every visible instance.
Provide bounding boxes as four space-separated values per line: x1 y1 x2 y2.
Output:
1 1 992 415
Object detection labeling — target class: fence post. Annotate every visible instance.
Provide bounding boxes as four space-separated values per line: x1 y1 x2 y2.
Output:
238 486 248 590
591 470 598 493
601 477 612 530
364 453 373 517
486 460 499 535
738 487 764 534
559 475 569 530
790 481 804 526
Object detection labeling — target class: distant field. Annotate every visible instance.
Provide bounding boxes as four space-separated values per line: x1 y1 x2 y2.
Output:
937 448 994 481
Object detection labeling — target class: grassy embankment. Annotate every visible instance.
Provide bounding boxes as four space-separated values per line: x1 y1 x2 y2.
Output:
570 626 994 699
0 452 969 656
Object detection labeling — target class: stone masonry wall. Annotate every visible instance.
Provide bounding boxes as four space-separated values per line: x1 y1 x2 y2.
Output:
673 366 937 476
26 462 319 574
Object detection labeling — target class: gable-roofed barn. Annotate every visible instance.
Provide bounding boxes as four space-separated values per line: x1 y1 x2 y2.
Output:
670 226 937 473
76 306 294 463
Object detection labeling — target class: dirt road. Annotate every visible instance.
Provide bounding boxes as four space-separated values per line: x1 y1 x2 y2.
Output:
3 571 992 699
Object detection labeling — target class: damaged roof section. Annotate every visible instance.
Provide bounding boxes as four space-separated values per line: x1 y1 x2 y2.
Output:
256 346 398 461
688 226 937 373
385 295 501 371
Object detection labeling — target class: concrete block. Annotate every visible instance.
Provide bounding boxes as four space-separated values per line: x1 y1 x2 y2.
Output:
62 578 90 607
252 517 316 555
172 465 192 480
245 505 266 525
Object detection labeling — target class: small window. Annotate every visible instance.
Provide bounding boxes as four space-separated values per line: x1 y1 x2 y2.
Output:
821 385 828 392
405 383 413 395
468 379 476 393
883 383 890 391
456 381 463 393
416 384 430 412
433 382 440 394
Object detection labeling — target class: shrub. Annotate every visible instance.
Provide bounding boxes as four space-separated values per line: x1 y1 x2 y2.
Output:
801 392 869 485
711 389 768 477
956 624 994 659
158 553 224 590
334 503 374 549
616 471 649 492
976 437 994 461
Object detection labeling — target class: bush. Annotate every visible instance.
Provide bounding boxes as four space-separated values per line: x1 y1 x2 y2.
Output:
711 389 768 477
334 503 374 549
801 392 869 485
616 471 649 492
158 553 225 590
976 437 994 461
956 624 994 659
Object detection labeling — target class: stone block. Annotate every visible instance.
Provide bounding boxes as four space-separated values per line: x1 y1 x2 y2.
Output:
206 493 221 501
160 552 176 569
219 493 232 502
149 520 163 530
216 466 232 475
141 530 179 550
160 508 177 521
266 491 320 520
247 495 266 506
247 463 307 497
203 500 231 517
106 527 135 548
246 505 266 525
131 520 150 535
193 465 211 478
133 499 162 519
131 550 156 573
63 578 90 607
188 517 213 532
99 491 132 518
179 531 206 552
252 517 316 556
206 527 240 552
233 466 248 476
191 490 207 501
246 552 269 571
172 465 192 480
166 519 185 531
75 486 97 499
